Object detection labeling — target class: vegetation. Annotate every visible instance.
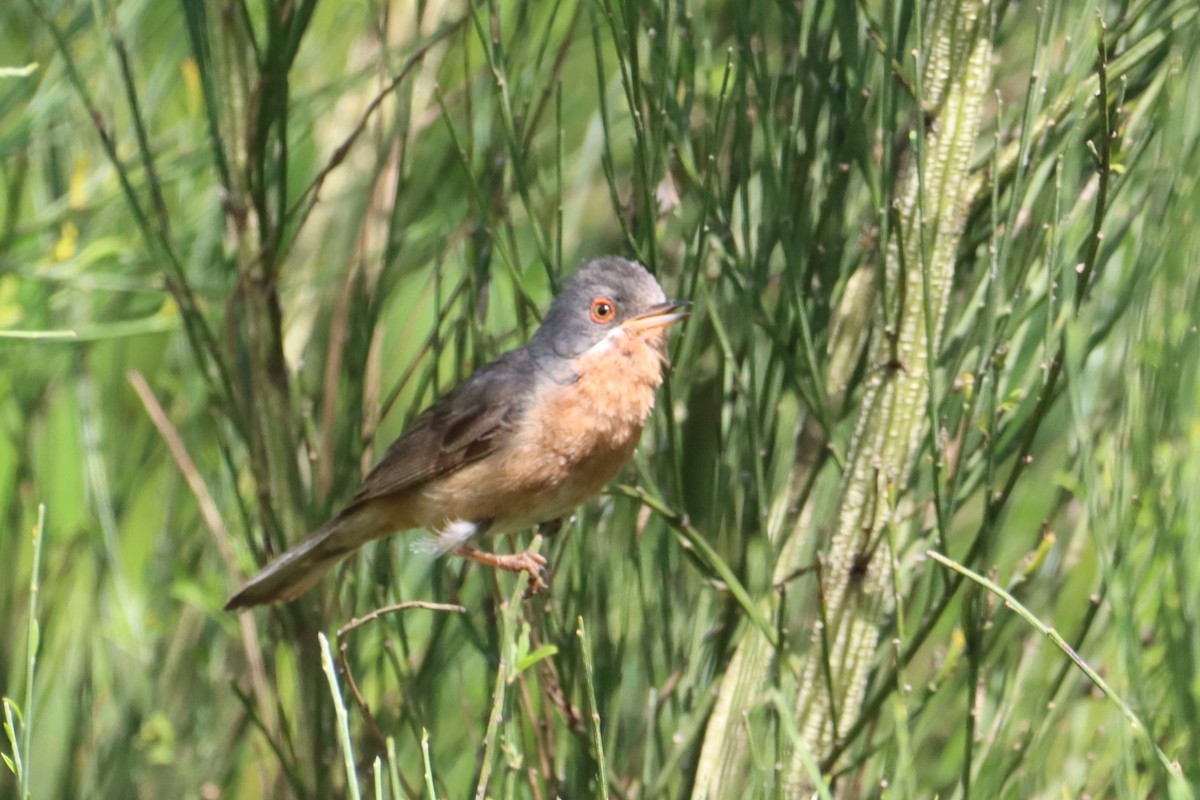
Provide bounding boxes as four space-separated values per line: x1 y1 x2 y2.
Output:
3 0 1198 797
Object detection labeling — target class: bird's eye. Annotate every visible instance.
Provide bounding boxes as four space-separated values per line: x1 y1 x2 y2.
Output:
590 298 617 324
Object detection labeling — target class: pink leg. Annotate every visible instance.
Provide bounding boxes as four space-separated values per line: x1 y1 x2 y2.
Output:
453 545 549 594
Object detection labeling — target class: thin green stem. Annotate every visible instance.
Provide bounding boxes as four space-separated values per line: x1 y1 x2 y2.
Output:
577 617 611 799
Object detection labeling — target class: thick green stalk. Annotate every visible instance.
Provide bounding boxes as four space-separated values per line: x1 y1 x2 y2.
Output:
691 1 993 793
691 268 875 798
787 0 993 789
689 518 803 799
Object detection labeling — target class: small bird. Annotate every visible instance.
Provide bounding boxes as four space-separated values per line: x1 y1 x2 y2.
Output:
225 257 688 609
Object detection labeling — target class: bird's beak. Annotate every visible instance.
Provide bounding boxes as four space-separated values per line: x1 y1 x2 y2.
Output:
623 300 692 332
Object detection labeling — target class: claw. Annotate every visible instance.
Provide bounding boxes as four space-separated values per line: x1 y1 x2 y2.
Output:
520 551 549 596
454 545 549 595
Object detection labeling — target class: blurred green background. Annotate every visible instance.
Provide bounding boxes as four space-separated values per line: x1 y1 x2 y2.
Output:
3 0 1199 797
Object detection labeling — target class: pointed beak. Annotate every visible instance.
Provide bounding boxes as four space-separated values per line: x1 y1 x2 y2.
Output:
623 300 692 332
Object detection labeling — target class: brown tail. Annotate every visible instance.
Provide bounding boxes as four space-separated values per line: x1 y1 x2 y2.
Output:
224 509 374 610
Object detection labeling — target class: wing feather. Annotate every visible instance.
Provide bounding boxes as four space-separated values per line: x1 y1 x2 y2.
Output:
349 350 529 505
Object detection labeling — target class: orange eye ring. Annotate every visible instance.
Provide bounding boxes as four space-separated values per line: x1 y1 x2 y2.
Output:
590 297 617 324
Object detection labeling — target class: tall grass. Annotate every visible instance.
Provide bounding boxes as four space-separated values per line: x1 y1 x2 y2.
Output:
3 0 1199 797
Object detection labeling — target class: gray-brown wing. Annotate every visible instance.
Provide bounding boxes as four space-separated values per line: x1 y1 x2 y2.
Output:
349 351 530 505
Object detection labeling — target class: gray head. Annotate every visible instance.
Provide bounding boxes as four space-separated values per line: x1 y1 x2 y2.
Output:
528 257 689 361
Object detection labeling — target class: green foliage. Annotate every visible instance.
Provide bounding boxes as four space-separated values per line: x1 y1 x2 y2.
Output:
3 0 1199 798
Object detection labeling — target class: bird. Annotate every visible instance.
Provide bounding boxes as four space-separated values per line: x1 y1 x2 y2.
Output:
225 256 689 609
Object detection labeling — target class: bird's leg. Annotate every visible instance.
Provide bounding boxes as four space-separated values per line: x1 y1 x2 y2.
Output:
454 545 549 594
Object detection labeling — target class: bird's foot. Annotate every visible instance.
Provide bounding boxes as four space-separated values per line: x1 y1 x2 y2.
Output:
454 545 549 595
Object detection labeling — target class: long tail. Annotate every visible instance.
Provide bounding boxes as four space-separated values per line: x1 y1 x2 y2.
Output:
224 509 376 610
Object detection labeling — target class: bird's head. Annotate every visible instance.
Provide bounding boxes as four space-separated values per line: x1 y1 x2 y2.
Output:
530 257 690 362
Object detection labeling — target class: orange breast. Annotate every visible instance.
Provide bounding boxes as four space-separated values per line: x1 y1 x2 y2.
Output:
410 327 669 534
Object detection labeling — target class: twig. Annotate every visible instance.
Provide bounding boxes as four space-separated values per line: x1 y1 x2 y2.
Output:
334 600 466 793
336 601 467 640
335 639 388 763
126 369 276 739
286 18 468 233
127 371 233 567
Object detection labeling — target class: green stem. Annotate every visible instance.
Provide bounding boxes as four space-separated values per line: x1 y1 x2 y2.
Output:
927 551 1188 789
786 0 993 789
577 617 611 799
